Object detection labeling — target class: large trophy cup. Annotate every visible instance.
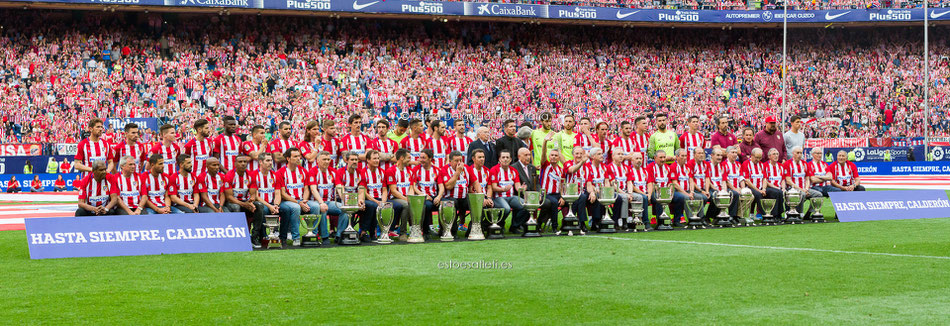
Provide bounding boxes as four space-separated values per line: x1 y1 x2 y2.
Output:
760 199 778 226
300 214 320 247
376 202 395 244
467 193 486 240
713 190 734 227
596 186 617 233
521 190 543 237
738 188 755 226
264 214 282 249
485 208 505 239
407 194 427 243
558 182 583 236
685 200 705 229
629 194 647 232
784 188 804 224
809 197 826 223
339 189 362 245
439 200 457 241
655 186 674 230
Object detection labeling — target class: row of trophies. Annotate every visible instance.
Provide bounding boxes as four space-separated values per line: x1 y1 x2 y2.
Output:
259 182 826 249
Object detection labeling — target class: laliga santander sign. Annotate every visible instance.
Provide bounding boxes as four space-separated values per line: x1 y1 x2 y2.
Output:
0 144 43 157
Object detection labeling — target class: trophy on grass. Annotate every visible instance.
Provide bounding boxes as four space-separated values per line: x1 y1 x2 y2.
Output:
300 214 320 247
407 194 427 243
784 188 804 224
439 200 457 241
810 197 826 223
558 182 583 236
655 186 674 230
713 190 734 227
467 193 486 240
339 187 362 245
738 188 755 227
629 194 647 232
485 208 505 239
760 199 778 226
520 190 543 237
685 199 706 230
264 214 282 249
597 186 617 233
376 202 395 244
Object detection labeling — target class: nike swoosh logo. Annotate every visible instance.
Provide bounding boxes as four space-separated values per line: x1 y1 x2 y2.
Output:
931 10 950 19
352 0 378 10
824 11 849 20
616 10 639 19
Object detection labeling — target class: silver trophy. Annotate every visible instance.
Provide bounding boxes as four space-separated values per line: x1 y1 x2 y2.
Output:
685 199 705 229
264 214 282 249
629 194 647 232
300 214 320 247
760 199 778 226
439 200 457 241
713 190 734 227
596 186 617 233
810 197 826 223
339 189 361 245
376 202 395 244
521 190 543 237
558 182 582 236
784 188 804 224
655 186 674 230
407 194 426 243
738 188 755 226
467 193 486 240
485 208 505 239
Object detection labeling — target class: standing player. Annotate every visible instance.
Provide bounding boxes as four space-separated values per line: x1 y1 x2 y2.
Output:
242 125 267 171
268 121 295 168
320 119 342 166
631 116 651 161
184 119 214 174
574 117 595 154
110 123 148 174
373 120 398 170
613 121 637 163
449 119 472 163
214 116 243 173
426 120 451 167
299 121 323 170
149 124 182 175
341 114 372 162
75 118 111 177
680 116 706 161
399 118 428 166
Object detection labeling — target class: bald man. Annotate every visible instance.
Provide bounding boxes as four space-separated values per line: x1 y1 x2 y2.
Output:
512 147 538 192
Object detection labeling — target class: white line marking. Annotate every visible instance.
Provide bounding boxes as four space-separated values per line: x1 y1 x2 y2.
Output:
586 235 950 260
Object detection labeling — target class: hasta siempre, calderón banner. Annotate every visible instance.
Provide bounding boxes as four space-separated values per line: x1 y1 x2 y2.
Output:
829 190 950 222
25 213 251 259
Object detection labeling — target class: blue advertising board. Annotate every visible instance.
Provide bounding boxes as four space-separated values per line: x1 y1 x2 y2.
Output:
0 156 74 175
855 161 950 176
25 213 252 259
0 173 81 191
830 190 950 222
103 118 160 132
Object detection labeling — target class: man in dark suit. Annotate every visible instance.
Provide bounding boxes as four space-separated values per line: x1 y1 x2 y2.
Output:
496 119 526 165
467 126 498 168
512 147 538 192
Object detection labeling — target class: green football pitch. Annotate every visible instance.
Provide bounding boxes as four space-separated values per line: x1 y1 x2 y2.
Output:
3 190 950 324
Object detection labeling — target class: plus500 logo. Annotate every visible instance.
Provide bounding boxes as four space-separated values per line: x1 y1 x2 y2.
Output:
869 10 911 21
659 11 699 22
402 2 443 13
286 0 330 9
558 7 596 19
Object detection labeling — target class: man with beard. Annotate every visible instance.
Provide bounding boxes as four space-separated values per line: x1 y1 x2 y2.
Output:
755 116 786 163
185 119 214 174
224 155 259 234
612 121 636 164
241 125 267 171
647 113 679 163
214 116 243 173
197 157 230 213
531 113 558 167
268 121 295 168
110 123 148 173
75 118 110 177
170 154 212 213
307 151 341 242
251 153 281 248
142 154 183 215
555 115 577 161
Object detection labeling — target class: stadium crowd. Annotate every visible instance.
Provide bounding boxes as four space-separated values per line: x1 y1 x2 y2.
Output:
0 12 949 147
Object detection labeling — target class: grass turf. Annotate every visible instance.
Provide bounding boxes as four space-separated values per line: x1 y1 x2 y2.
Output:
3 217 950 324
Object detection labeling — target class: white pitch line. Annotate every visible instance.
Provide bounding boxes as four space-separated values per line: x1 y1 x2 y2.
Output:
586 235 950 260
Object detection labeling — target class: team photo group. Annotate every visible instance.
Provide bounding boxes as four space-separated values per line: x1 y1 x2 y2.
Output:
71 111 865 248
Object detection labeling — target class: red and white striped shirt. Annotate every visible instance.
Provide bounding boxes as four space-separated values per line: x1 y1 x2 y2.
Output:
321 136 343 165
607 162 630 192
612 136 637 162
360 167 387 200
141 172 170 207
75 138 111 176
574 133 596 154
471 165 489 193
629 165 650 193
114 173 142 209
830 161 859 187
809 160 830 186
723 160 744 190
412 164 442 197
215 134 243 172
583 162 610 191
784 160 811 190
632 132 651 156
690 160 711 191
765 161 785 188
671 162 692 191
268 138 294 168
299 140 324 171
679 132 706 161
241 140 265 171
564 160 586 187
372 137 398 170
170 171 199 205
253 169 278 204
427 135 451 167
489 165 521 197
110 141 147 172
276 165 309 201
648 162 672 188
185 137 214 174
224 170 255 202
441 164 476 198
307 167 337 202
79 175 116 207
741 160 766 189
399 136 428 163
449 135 472 161
335 168 362 194
385 165 413 198
708 161 727 192
197 171 226 206
340 133 372 160
539 162 562 194
149 143 182 175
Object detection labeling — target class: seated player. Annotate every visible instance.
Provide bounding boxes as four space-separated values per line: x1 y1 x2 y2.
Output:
75 162 118 216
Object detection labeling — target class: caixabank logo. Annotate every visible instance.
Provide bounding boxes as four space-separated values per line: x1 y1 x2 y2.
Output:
869 9 912 21
466 2 544 17
658 10 699 22
557 7 596 19
171 0 263 8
